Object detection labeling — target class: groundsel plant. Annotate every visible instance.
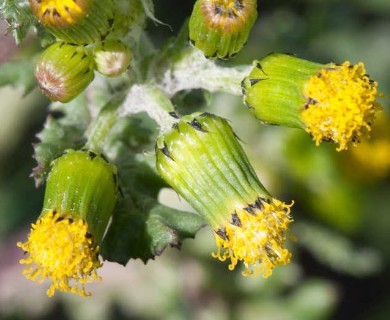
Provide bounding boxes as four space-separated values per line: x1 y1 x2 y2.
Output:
0 0 384 297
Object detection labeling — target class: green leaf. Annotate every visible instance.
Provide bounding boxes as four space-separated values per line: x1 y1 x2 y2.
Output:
0 60 36 95
140 0 169 27
32 94 90 187
102 199 206 264
0 0 36 45
101 112 206 263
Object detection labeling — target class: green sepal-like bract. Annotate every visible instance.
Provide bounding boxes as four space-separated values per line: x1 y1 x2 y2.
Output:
35 42 95 103
189 0 257 59
155 112 269 226
42 149 118 243
242 53 325 128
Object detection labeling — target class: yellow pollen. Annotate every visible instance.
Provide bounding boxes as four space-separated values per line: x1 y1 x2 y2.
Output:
302 61 383 151
212 198 294 277
30 0 90 26
17 211 102 297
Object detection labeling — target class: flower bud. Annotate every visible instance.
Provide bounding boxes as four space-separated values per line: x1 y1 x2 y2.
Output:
156 112 293 277
242 53 383 151
93 40 132 77
35 42 95 103
17 149 118 297
189 0 257 59
29 0 114 44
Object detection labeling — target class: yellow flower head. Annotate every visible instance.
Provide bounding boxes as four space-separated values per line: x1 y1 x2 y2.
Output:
213 198 293 278
17 210 102 297
29 0 114 44
302 62 383 151
29 0 90 27
17 149 118 297
242 54 383 151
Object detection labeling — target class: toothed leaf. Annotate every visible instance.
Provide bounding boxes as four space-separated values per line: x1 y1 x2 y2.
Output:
0 0 35 45
32 95 89 186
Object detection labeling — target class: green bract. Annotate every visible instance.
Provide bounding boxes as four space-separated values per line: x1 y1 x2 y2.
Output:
43 149 118 243
189 0 257 59
155 112 269 226
241 53 324 128
35 42 95 103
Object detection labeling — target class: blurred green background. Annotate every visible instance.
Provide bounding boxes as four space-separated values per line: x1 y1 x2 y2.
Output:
0 0 389 319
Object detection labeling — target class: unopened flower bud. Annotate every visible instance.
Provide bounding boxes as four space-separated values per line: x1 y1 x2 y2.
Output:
189 0 257 59
35 42 95 103
93 40 132 77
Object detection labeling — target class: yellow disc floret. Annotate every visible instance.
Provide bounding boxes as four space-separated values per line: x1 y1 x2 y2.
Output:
302 61 383 151
17 210 102 297
212 198 294 278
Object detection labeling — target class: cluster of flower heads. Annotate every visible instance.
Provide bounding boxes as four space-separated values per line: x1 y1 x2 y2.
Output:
188 1 382 151
18 0 384 298
31 0 132 102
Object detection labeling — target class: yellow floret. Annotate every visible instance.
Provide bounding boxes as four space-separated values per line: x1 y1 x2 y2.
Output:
17 210 102 297
212 198 293 278
30 0 88 26
302 61 382 151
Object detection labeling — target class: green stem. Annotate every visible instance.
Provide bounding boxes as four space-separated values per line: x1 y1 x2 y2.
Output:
84 101 122 153
118 84 177 133
154 47 252 97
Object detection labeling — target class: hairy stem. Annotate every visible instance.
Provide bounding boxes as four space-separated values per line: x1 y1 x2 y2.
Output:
119 84 177 133
154 47 252 97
